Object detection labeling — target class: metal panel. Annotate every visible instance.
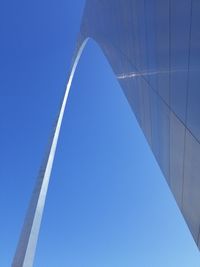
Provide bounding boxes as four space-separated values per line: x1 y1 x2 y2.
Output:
170 0 191 123
187 0 200 143
154 0 170 105
170 112 185 207
182 130 200 244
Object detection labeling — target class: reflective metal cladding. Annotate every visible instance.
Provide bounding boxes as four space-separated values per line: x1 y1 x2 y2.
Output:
80 0 200 249
12 1 200 266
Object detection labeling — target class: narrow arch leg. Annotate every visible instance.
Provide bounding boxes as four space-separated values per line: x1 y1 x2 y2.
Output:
12 38 89 267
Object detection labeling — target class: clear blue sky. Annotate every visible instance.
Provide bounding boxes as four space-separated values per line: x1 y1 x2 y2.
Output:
0 0 200 266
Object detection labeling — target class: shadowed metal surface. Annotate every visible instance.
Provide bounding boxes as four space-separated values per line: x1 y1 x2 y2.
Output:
80 0 200 249
13 0 200 266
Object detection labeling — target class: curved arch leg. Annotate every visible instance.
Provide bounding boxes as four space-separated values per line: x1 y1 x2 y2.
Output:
12 38 89 267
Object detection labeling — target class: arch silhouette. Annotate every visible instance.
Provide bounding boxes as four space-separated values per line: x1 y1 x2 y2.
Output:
12 38 89 267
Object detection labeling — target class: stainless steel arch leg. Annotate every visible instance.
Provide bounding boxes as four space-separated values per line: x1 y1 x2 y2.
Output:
12 38 89 267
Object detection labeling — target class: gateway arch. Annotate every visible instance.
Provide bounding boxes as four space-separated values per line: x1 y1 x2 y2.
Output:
12 0 200 266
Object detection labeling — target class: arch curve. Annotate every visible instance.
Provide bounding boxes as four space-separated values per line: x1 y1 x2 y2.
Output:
12 37 89 267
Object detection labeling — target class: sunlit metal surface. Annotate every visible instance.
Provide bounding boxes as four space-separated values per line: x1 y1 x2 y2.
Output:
12 39 88 267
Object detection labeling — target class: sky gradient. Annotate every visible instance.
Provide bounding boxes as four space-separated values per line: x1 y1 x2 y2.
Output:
0 0 200 266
